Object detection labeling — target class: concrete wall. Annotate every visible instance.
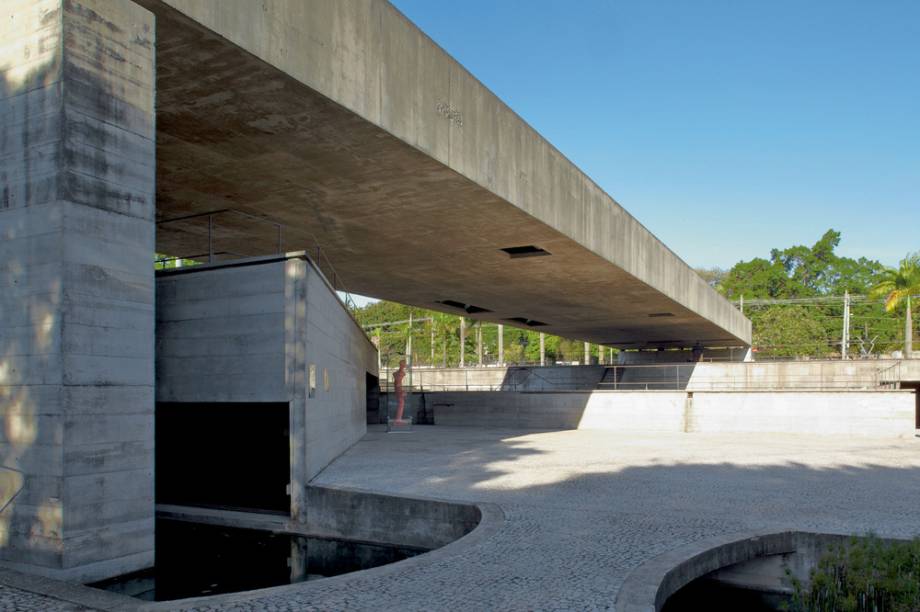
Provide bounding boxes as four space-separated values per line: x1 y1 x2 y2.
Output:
689 391 913 436
156 265 288 402
304 485 480 551
299 260 378 481
383 359 920 392
0 0 156 581
156 255 378 524
418 390 915 437
383 365 606 392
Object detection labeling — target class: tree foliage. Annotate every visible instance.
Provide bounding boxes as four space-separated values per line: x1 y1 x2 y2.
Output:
716 229 909 358
787 535 920 612
355 301 608 369
719 230 884 300
751 306 827 358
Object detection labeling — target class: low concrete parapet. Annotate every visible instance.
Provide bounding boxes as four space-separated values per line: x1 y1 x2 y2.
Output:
413 390 916 437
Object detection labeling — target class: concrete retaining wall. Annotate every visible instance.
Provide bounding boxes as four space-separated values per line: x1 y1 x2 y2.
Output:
414 390 915 437
384 359 920 393
304 485 481 551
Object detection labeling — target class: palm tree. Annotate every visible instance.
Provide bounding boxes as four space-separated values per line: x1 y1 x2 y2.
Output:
870 252 920 357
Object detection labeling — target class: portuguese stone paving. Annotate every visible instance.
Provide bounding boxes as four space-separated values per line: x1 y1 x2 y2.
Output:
3 426 920 610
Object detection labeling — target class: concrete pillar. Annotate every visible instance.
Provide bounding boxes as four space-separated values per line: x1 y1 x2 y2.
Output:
498 324 504 365
539 333 546 366
584 342 590 365
0 0 155 581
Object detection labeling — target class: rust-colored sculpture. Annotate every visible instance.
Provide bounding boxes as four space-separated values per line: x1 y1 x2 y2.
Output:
393 359 407 421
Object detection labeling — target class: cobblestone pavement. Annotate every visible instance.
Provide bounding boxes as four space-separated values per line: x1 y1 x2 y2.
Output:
4 427 920 610
0 585 84 611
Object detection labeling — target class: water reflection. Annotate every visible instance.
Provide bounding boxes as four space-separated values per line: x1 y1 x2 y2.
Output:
90 519 427 601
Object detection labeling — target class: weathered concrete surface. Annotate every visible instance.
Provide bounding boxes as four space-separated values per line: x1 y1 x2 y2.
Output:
134 0 750 350
3 427 920 610
0 0 155 581
416 390 915 437
383 359 920 392
156 254 378 523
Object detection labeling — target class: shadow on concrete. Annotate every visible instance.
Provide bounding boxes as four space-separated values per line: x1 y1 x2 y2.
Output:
322 428 920 543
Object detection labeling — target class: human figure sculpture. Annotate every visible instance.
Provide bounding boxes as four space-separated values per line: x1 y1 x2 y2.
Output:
393 359 408 422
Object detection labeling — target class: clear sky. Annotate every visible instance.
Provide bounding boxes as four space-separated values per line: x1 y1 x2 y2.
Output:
390 0 918 270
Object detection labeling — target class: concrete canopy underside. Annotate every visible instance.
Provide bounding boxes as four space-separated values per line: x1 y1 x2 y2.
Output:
141 0 751 349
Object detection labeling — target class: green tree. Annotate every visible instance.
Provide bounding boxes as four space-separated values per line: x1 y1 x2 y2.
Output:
869 252 920 357
752 305 828 358
719 230 885 300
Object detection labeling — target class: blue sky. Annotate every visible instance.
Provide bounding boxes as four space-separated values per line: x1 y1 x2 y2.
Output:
390 0 918 270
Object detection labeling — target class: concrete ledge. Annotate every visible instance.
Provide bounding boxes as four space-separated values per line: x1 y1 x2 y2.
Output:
0 489 504 611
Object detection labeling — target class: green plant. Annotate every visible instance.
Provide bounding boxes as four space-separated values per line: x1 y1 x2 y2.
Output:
786 535 920 612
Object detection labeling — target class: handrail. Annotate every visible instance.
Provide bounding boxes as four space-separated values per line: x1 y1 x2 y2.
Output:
155 208 359 312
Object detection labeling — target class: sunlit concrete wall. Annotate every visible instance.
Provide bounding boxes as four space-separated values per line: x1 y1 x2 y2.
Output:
386 359 920 392
424 390 915 437
0 0 155 581
156 255 378 524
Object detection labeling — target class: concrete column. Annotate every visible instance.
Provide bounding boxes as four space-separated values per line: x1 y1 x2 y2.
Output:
498 324 504 365
539 333 546 366
0 0 155 581
584 342 590 365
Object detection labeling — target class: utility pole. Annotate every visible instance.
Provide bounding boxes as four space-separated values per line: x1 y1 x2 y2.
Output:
539 333 546 366
739 294 744 314
841 291 850 360
584 342 590 365
498 324 504 365
430 320 435 366
598 344 604 365
476 322 483 366
906 295 913 358
459 316 466 367
376 328 382 374
407 312 413 389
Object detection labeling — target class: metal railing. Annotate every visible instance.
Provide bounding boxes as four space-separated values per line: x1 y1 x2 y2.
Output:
156 208 359 312
376 361 898 393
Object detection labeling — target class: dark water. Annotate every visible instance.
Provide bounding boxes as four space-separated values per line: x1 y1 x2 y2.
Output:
662 578 791 612
90 519 426 601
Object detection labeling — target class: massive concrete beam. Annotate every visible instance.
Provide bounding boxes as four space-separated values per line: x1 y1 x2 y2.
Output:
141 0 751 349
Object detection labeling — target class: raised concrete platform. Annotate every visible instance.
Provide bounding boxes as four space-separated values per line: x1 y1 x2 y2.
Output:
3 427 920 610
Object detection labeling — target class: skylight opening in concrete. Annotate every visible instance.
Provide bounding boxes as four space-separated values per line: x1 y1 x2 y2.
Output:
437 300 493 314
505 317 549 327
500 245 551 258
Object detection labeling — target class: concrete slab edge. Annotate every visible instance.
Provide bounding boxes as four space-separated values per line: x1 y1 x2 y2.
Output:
0 496 504 611
612 528 904 612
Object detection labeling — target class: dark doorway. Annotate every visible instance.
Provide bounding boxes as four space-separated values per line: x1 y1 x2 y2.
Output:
156 402 290 513
366 372 381 424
